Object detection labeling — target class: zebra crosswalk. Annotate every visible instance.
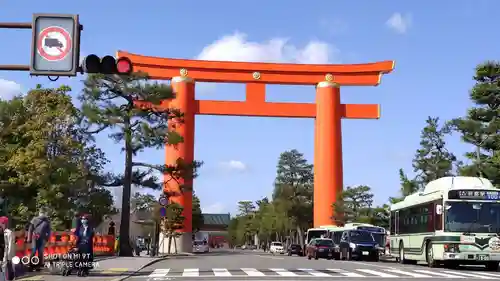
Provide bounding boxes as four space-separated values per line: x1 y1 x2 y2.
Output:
144 268 500 279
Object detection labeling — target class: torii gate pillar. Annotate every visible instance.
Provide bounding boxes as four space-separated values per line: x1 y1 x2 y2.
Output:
121 50 395 252
314 82 343 227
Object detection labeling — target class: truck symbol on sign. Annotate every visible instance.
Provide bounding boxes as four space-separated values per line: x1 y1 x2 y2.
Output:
44 37 63 48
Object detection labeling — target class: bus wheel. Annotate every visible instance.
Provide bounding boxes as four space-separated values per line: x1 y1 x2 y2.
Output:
485 262 499 271
399 243 407 264
426 241 437 268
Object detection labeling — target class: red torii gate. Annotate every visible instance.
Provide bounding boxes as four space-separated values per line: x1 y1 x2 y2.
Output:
118 50 394 252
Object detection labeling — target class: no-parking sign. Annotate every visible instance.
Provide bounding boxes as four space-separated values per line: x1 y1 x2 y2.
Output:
30 14 81 76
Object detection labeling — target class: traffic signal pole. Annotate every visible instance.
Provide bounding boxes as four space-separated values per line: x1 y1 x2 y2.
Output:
0 14 83 78
0 22 32 71
0 14 133 77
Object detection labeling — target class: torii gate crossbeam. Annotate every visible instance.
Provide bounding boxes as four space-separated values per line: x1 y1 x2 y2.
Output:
119 50 395 253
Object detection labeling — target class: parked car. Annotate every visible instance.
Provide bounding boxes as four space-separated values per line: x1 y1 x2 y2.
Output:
287 244 303 256
269 241 285 255
305 238 335 260
339 230 379 261
193 240 210 253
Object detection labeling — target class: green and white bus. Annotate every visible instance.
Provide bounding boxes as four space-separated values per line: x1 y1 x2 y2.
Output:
390 176 500 270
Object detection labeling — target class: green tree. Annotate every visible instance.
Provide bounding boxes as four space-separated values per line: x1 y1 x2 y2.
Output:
389 168 420 204
332 185 374 225
131 192 156 211
228 217 244 247
192 192 204 233
80 73 201 256
449 61 500 186
0 85 115 230
272 149 313 246
412 116 459 186
237 200 255 216
160 202 185 254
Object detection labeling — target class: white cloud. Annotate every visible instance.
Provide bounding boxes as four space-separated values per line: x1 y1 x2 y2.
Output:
196 32 340 64
386 13 412 34
0 79 22 100
202 202 226 213
219 160 247 172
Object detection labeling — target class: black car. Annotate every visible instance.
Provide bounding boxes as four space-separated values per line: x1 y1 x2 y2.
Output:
287 244 303 256
306 238 335 260
339 230 379 261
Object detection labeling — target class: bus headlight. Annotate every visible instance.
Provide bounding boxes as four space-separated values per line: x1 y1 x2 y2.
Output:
444 244 460 253
349 242 356 249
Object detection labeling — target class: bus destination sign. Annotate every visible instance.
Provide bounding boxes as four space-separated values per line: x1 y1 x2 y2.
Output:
357 226 385 233
448 190 500 200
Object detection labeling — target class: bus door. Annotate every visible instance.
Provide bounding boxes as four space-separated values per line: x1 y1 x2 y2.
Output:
391 211 399 252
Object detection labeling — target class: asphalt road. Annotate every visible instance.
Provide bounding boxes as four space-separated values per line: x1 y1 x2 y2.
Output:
119 250 500 281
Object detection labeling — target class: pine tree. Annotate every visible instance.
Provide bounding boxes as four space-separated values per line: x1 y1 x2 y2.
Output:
79 73 201 256
412 116 458 186
192 192 204 233
332 185 374 225
449 61 500 186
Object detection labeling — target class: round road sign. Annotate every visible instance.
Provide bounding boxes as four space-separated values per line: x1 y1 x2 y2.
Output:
158 196 168 206
37 26 72 62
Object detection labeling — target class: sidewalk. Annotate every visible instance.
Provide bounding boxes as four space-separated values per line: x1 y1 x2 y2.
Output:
93 256 163 277
16 255 166 281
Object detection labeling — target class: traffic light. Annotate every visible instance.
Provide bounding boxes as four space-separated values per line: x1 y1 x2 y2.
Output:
81 54 133 75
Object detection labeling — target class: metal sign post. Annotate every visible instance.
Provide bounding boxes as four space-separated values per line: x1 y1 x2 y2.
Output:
0 14 82 78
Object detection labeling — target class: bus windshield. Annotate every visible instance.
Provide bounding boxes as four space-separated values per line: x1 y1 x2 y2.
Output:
350 231 375 243
307 229 328 242
445 202 500 233
371 232 385 246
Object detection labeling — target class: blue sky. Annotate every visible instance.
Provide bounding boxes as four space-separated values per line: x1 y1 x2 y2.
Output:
0 0 497 215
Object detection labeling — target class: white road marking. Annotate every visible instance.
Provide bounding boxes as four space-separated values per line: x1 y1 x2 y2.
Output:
327 268 365 277
269 268 298 276
148 269 170 278
182 268 199 277
349 260 397 269
212 268 232 276
240 268 265 276
356 269 398 277
467 271 500 277
255 254 285 260
413 269 466 278
298 268 332 277
442 271 496 279
385 269 432 277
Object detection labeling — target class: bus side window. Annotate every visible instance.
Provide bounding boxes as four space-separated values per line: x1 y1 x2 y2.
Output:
395 211 399 234
390 212 395 234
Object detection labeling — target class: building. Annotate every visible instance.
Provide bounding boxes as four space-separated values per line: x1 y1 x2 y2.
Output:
96 208 154 239
196 213 231 248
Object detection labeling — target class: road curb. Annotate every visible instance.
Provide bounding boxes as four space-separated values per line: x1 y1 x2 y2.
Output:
117 253 194 281
116 257 168 281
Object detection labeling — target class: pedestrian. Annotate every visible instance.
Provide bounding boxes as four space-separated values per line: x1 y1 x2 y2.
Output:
145 234 151 255
74 214 94 276
27 208 51 271
0 217 15 280
107 221 115 236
